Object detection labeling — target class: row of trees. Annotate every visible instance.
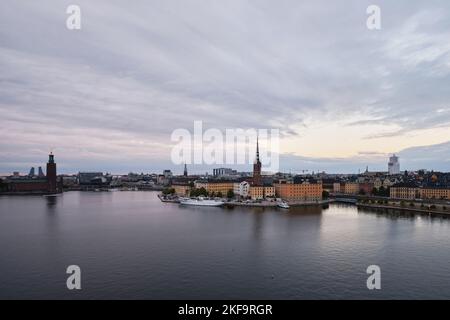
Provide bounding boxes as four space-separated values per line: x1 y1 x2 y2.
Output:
190 188 235 199
371 186 390 197
0 179 8 192
162 187 175 195
358 186 390 197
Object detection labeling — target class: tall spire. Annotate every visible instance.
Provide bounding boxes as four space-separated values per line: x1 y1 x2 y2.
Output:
256 134 260 162
183 162 188 176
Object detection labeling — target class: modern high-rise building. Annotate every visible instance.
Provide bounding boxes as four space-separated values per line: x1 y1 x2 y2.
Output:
212 168 237 177
388 154 400 175
28 167 35 176
183 163 188 177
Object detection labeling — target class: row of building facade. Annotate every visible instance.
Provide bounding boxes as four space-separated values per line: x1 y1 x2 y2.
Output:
172 179 323 201
390 186 450 200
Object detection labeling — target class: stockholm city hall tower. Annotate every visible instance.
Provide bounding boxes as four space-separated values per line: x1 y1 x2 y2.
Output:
46 152 57 194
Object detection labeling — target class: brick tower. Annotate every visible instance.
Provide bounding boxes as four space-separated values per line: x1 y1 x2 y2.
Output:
46 152 57 194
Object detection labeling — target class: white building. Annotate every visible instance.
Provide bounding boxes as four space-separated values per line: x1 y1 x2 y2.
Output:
388 154 400 175
233 181 250 198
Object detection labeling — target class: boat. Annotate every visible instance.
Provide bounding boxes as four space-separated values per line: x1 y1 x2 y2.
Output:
180 197 224 207
43 193 62 197
277 201 290 209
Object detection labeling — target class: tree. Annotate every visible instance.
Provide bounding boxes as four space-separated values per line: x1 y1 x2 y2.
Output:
371 188 378 196
162 187 175 195
226 189 235 199
322 190 329 199
0 179 8 192
189 188 198 197
377 186 389 197
217 191 223 198
198 187 208 196
359 189 366 196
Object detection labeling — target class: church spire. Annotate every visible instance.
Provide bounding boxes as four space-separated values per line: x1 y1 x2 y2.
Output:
256 134 260 162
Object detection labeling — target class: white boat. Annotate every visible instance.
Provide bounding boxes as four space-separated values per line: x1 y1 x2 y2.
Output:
180 197 224 207
277 201 290 209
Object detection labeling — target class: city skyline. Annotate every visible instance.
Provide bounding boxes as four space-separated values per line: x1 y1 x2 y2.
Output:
1 1 449 174
2 147 449 177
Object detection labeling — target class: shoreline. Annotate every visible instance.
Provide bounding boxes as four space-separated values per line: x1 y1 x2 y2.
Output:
158 194 332 207
357 203 450 216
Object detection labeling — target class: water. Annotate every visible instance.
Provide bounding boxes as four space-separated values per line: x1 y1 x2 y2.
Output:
1 191 450 299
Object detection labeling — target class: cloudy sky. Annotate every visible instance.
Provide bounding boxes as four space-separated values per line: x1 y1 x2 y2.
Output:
0 0 449 174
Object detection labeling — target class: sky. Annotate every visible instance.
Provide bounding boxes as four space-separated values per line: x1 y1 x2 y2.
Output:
0 0 449 174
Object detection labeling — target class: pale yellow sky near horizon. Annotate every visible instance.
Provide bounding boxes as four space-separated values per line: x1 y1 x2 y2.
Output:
281 119 450 159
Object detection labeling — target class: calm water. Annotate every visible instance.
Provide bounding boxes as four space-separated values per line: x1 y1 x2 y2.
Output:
1 191 450 299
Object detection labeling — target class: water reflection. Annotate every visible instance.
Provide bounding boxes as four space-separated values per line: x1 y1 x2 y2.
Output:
1 192 450 299
45 195 58 209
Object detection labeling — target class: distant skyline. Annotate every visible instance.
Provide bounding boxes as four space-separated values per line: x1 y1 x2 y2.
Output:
1 1 449 174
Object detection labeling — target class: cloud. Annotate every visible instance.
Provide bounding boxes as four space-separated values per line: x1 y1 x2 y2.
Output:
0 0 449 173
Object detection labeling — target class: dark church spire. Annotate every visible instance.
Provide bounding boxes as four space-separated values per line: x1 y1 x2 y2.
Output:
255 134 260 163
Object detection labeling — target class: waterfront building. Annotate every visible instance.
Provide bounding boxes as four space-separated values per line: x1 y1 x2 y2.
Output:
390 186 419 199
342 182 359 195
388 154 400 175
274 181 322 202
248 185 275 200
233 181 250 198
264 186 275 198
333 182 341 193
5 153 60 194
194 180 234 195
249 186 264 200
62 175 78 188
358 182 374 195
419 188 450 200
390 185 450 200
173 184 191 197
78 172 104 185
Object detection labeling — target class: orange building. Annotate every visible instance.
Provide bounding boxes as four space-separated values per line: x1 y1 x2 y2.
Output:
390 187 418 200
194 181 234 195
274 182 322 201
389 187 450 200
419 188 450 200
342 183 359 195
173 184 191 197
249 186 276 200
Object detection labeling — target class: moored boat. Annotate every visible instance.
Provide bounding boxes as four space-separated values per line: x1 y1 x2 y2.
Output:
277 201 290 209
180 197 224 207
